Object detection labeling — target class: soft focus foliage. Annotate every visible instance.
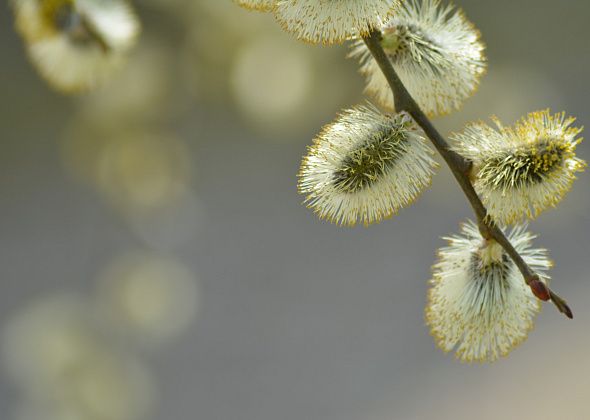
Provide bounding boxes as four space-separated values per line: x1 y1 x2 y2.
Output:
97 252 199 346
2 295 157 420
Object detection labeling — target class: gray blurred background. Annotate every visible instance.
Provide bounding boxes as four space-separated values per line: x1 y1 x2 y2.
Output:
1 1 590 419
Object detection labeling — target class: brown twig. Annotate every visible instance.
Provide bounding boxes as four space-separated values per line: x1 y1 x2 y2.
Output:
363 29 572 319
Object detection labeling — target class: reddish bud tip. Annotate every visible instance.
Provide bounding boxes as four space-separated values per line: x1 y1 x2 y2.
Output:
530 278 551 301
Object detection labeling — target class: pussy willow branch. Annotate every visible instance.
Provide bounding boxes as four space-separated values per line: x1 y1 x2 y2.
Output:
363 29 573 319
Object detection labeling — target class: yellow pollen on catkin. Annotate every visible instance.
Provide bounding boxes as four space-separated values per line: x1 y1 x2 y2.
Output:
451 110 585 224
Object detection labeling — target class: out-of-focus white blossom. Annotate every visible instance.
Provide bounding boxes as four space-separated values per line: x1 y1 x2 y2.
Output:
97 253 199 346
231 37 313 132
2 295 156 420
12 0 140 92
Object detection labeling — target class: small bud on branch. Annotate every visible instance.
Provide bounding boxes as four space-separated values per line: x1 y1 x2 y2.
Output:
529 277 551 302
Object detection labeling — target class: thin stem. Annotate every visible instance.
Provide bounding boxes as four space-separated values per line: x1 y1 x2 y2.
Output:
363 29 572 319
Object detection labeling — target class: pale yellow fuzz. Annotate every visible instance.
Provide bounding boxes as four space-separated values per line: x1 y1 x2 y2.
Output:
234 0 275 12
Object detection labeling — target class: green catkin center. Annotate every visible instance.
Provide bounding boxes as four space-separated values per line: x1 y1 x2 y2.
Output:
468 252 512 312
48 0 110 50
381 24 445 74
332 125 408 193
480 139 570 189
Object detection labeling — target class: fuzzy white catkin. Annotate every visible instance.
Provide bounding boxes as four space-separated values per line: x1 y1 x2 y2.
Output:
451 110 585 224
350 0 486 116
274 0 401 44
426 221 551 363
298 105 437 226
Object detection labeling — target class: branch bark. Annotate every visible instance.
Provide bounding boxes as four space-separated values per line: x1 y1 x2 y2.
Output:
363 29 572 319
